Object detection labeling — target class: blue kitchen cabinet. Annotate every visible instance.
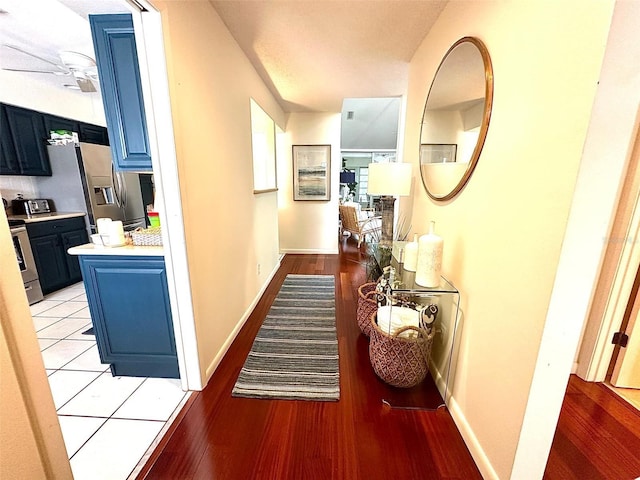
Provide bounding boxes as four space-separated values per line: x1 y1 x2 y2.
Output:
30 234 69 294
79 255 179 378
89 14 152 172
27 216 88 294
61 230 88 280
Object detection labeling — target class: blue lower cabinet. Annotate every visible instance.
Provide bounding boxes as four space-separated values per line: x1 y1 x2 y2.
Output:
79 255 179 378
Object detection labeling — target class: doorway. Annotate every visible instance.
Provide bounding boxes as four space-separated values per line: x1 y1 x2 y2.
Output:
576 107 640 406
606 262 640 409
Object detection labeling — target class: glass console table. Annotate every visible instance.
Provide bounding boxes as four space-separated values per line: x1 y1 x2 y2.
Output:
372 242 460 409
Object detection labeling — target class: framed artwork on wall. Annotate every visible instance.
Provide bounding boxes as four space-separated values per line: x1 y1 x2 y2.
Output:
292 144 331 201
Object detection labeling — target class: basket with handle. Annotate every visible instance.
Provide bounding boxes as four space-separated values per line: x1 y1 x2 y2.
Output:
368 311 435 388
357 282 378 337
130 226 162 246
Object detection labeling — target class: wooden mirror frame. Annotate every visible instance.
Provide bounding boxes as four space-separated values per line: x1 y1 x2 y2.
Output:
419 36 494 201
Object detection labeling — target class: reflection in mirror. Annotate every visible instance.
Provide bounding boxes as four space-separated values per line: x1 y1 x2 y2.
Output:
420 37 493 201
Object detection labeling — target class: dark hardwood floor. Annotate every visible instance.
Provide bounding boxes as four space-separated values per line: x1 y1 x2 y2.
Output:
138 236 640 480
544 375 640 480
138 237 482 479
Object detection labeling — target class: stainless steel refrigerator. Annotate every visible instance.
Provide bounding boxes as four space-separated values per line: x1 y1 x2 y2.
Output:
39 143 147 233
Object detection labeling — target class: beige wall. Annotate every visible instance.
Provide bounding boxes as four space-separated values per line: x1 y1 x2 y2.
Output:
278 112 342 254
402 1 614 478
0 210 72 479
152 0 286 385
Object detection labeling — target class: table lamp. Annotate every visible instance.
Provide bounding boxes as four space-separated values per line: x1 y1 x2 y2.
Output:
367 162 412 247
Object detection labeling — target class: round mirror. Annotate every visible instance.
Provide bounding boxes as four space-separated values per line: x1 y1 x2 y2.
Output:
419 37 493 201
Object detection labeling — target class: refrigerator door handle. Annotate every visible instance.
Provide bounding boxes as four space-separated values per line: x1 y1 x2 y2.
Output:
111 165 124 208
120 173 128 208
111 164 120 207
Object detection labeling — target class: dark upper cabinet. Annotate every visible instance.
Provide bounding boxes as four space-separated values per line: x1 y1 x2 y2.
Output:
2 104 110 176
43 114 109 146
0 105 20 175
2 104 51 176
43 114 80 136
78 123 109 145
90 14 152 172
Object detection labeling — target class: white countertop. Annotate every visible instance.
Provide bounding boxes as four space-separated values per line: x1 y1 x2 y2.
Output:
68 243 164 257
8 212 86 223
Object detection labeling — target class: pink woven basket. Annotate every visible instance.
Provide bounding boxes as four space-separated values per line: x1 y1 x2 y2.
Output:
357 283 378 337
368 311 435 388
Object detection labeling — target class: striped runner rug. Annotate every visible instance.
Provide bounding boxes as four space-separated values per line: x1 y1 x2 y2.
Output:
232 274 339 401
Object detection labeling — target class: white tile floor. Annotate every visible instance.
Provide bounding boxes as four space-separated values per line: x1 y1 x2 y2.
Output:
31 282 189 480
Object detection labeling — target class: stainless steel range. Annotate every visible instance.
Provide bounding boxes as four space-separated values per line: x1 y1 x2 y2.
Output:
10 223 44 305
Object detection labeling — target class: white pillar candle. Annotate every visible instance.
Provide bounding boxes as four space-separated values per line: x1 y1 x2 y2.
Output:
108 220 125 247
415 221 443 288
96 217 112 235
403 234 419 271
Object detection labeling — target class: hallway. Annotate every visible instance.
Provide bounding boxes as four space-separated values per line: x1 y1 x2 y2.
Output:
138 240 482 479
136 237 640 479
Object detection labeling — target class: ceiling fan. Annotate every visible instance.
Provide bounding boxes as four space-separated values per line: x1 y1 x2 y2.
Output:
1 44 98 92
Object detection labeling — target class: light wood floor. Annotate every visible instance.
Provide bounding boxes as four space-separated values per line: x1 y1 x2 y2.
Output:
608 384 640 411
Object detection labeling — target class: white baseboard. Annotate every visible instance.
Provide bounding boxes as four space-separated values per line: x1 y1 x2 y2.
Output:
571 361 579 374
429 360 447 400
448 396 499 480
203 259 281 382
279 248 339 255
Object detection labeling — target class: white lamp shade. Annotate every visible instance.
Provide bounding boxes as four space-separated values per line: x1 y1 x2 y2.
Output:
367 162 412 196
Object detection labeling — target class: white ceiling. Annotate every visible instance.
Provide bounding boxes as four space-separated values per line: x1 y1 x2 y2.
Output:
210 0 446 113
0 0 129 94
0 0 446 145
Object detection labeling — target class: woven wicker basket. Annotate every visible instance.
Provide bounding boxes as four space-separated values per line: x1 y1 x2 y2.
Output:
357 282 378 337
131 226 162 246
368 311 434 388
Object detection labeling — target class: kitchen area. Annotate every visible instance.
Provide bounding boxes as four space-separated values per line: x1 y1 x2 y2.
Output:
1 105 188 479
4 128 155 304
1 4 189 478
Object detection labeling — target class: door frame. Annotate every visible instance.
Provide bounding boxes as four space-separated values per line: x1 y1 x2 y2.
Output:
610 263 640 385
129 1 202 390
578 113 640 382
